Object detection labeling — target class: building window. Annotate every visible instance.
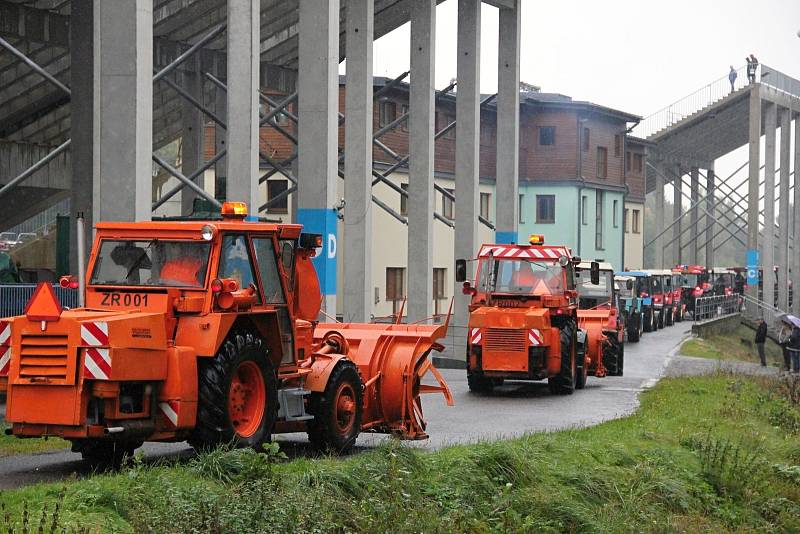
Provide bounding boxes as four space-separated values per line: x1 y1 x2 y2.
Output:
267 179 289 213
597 147 608 179
433 267 447 316
613 199 619 227
480 192 491 220
626 151 632 172
400 104 409 132
614 135 621 157
539 126 555 146
632 209 641 234
595 191 604 250
386 267 406 302
536 195 555 224
581 195 588 225
400 183 408 216
634 153 644 174
442 188 454 219
379 101 397 128
624 208 629 233
582 127 590 152
519 194 525 223
264 101 290 126
437 112 456 139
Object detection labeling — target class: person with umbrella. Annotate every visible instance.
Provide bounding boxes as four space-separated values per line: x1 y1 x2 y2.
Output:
790 326 800 374
778 314 800 372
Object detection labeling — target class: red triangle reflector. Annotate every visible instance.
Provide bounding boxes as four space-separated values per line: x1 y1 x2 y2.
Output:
24 282 63 322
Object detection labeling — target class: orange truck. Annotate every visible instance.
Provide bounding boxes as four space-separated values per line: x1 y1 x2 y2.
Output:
574 261 624 378
0 202 452 464
455 235 601 394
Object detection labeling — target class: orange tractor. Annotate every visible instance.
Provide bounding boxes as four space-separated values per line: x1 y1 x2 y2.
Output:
0 202 452 464
574 261 624 379
456 235 601 394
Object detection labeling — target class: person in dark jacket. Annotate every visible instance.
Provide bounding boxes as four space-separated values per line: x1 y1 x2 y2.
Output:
789 326 800 373
755 319 768 366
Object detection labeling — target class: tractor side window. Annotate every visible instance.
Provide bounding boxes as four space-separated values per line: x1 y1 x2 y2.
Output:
219 235 258 302
279 239 296 286
252 238 286 304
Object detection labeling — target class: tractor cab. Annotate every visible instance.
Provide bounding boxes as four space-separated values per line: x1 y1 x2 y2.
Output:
574 261 624 376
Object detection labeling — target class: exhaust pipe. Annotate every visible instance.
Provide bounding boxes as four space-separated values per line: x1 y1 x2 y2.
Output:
103 420 155 437
76 211 86 307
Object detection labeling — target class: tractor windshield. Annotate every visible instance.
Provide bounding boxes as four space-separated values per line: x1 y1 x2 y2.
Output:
575 269 614 298
90 240 212 288
684 273 708 287
479 258 564 296
617 280 634 298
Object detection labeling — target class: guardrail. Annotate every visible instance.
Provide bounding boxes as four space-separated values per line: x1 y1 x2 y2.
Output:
0 284 78 318
692 294 741 322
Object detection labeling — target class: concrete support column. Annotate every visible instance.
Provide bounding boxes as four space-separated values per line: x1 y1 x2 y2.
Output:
494 1 520 245
705 165 715 267
69 0 93 273
778 107 791 311
225 0 259 209
342 0 374 323
746 86 762 304
298 0 340 316
763 103 777 308
453 0 481 337
654 164 665 268
407 0 436 323
214 86 227 200
93 0 153 222
689 167 699 264
672 166 682 267
793 113 800 315
181 57 205 215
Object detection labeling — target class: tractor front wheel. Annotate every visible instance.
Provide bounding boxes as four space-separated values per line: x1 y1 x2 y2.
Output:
467 372 495 393
643 308 653 333
307 361 364 453
628 313 641 342
548 320 576 395
604 332 624 376
190 330 278 452
665 307 674 326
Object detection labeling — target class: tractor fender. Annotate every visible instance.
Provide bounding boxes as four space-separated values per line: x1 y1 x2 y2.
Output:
305 353 349 393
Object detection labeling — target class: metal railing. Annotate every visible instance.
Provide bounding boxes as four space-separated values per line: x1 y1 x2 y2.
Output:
740 293 786 334
760 64 800 98
0 284 78 318
692 294 741 322
4 197 70 236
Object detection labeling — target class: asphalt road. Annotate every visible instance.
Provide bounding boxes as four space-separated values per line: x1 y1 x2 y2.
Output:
0 321 692 490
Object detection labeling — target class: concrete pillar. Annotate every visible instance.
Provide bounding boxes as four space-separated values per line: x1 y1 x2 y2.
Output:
214 86 227 200
778 107 791 311
225 0 259 210
794 113 800 315
705 165 715 267
453 0 481 339
746 85 761 304
763 103 777 308
689 167 699 264
298 0 340 316
494 1 520 245
342 0 374 323
672 166 682 267
69 0 93 273
407 0 436 323
93 0 152 222
181 57 205 215
654 163 665 268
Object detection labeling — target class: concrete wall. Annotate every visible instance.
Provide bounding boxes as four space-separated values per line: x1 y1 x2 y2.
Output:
692 313 741 337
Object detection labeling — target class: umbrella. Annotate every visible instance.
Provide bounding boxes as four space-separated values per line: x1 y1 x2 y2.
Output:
777 313 800 328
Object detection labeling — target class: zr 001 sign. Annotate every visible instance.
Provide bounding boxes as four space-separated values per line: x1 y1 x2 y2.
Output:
101 293 149 307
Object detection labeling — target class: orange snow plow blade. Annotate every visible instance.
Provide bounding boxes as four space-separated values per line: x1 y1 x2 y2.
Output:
314 319 453 440
577 310 610 377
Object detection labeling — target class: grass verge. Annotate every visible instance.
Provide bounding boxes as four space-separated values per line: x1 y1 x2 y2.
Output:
1 373 799 533
681 324 784 366
0 422 68 456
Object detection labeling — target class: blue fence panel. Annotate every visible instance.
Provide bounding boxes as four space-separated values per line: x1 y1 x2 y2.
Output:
0 285 78 318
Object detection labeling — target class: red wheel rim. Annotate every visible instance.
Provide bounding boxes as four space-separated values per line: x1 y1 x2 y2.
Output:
227 361 266 438
333 382 357 434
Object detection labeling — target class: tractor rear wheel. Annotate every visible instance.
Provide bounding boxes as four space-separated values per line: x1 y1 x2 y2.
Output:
575 337 588 390
604 332 624 376
190 330 278 452
627 313 639 342
307 361 364 453
665 307 674 326
75 439 141 468
643 308 653 333
467 372 494 393
548 319 576 395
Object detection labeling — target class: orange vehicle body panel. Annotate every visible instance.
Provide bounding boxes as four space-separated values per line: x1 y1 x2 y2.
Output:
576 309 612 377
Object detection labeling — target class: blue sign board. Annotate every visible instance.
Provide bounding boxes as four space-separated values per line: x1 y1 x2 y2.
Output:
746 248 759 286
296 208 338 296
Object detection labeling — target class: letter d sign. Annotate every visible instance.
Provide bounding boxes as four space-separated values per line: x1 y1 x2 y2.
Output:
327 234 337 259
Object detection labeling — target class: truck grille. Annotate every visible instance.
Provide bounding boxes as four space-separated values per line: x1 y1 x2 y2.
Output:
484 329 527 352
19 334 70 381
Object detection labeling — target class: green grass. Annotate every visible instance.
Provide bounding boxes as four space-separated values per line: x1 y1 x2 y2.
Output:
0 422 68 456
1 374 800 533
681 325 785 366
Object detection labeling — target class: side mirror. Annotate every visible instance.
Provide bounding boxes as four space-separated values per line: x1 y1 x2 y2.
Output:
590 261 600 285
455 259 468 283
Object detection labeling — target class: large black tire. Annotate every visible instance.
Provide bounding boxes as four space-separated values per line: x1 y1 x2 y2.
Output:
665 307 674 327
74 439 142 469
603 332 624 377
548 320 576 395
628 313 641 342
675 305 684 322
575 332 588 390
307 361 364 453
190 330 278 451
643 308 653 333
467 372 494 393
657 309 664 329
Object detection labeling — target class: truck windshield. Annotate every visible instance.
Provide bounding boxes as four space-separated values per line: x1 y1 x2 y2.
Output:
90 240 211 288
576 269 614 298
479 258 564 295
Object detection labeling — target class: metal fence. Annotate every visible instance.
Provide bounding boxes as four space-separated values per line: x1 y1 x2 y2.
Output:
693 294 741 322
761 64 800 98
0 284 78 318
